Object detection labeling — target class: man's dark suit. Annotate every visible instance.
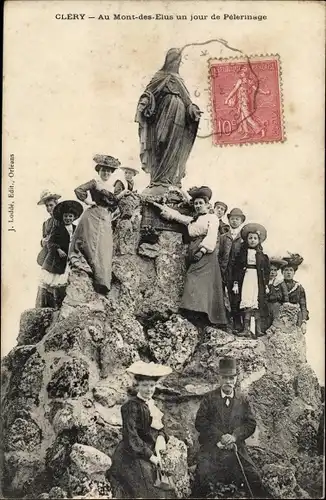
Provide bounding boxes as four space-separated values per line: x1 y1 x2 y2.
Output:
192 388 270 498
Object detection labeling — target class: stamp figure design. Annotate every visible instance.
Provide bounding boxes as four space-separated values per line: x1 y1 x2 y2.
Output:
209 55 284 146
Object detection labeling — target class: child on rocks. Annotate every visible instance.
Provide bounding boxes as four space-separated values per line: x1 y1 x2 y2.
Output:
232 223 270 338
39 200 83 309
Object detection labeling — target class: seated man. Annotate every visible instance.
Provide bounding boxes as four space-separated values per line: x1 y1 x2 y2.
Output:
192 357 271 499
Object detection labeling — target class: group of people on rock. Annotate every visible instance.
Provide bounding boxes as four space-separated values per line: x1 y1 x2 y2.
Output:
108 357 273 499
35 157 308 340
35 155 140 308
157 185 309 338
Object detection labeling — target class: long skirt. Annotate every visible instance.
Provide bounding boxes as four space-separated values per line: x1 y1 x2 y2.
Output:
180 238 227 325
69 205 113 293
109 442 171 499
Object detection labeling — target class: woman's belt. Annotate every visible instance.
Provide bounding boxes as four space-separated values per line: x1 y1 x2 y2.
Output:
246 264 257 269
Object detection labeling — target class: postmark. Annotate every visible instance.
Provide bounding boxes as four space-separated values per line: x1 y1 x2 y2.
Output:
209 55 285 146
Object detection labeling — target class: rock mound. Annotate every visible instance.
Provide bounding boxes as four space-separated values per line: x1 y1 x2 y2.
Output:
1 207 323 498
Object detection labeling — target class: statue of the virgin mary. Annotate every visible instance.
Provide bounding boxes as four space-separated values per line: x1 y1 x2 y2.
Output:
135 48 202 188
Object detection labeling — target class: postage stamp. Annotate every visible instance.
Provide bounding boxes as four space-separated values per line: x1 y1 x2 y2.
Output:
209 55 285 146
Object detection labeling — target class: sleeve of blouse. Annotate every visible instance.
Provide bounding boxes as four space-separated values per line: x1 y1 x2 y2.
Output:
74 179 96 202
121 401 154 461
200 215 218 253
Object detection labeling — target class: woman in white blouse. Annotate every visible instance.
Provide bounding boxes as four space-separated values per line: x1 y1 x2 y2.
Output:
158 186 227 328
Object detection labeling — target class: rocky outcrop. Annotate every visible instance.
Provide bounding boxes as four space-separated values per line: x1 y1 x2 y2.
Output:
0 206 323 499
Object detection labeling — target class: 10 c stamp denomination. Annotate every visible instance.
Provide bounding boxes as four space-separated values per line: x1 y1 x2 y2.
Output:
209 55 284 146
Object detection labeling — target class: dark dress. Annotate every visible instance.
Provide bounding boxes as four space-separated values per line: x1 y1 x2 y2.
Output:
284 279 309 326
193 388 270 498
109 397 172 499
232 244 270 330
69 180 117 293
180 213 227 326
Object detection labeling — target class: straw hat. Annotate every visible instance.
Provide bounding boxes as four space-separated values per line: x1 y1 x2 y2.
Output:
241 223 267 243
126 361 172 378
93 155 121 172
37 189 61 206
53 200 83 221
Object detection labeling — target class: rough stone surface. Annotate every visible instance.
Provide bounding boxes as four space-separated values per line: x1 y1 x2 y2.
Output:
147 314 199 372
70 443 112 479
161 436 191 498
17 308 54 345
5 416 42 452
47 358 89 399
1 220 323 499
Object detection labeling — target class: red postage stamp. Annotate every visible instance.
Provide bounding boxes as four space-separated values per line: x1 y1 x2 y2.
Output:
209 55 285 146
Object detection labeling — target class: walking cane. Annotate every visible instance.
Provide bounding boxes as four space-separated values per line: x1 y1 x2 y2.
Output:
231 443 254 499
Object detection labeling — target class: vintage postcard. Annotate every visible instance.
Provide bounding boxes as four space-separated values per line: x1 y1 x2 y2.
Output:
1 1 325 499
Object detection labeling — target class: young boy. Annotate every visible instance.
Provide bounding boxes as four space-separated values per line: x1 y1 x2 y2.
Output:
214 201 230 235
218 208 246 333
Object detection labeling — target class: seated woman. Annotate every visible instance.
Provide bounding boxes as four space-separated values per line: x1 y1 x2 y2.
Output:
157 186 227 329
109 360 174 499
281 253 309 333
113 166 139 196
35 189 62 306
267 257 289 327
69 155 120 295
39 200 83 309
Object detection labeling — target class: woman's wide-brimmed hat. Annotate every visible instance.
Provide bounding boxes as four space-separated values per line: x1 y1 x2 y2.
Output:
188 186 212 201
227 208 246 222
241 223 267 243
214 201 228 212
37 189 61 206
53 200 83 221
93 154 121 172
281 252 304 272
120 166 139 175
269 257 288 269
126 361 172 379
